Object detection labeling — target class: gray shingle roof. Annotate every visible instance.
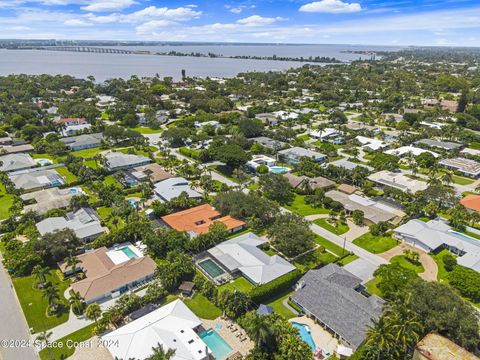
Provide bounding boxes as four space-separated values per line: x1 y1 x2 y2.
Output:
60 133 103 149
292 264 384 349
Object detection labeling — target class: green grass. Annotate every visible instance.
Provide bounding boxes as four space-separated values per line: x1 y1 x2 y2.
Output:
0 183 14 220
12 270 70 333
463 231 480 241
184 293 222 320
264 290 296 319
38 324 95 360
219 277 255 293
390 255 424 273
365 276 383 297
293 248 337 272
296 134 310 141
352 233 399 254
103 175 122 188
55 166 78 183
130 126 163 134
284 194 330 217
430 249 455 284
31 153 58 163
451 174 475 185
97 206 125 230
84 159 99 170
337 254 359 266
70 147 101 159
314 218 349 235
314 235 346 257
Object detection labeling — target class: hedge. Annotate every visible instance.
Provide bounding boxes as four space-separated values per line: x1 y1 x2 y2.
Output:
179 147 201 160
249 269 302 304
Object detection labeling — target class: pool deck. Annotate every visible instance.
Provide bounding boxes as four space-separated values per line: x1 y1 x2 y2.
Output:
202 317 254 358
289 317 339 356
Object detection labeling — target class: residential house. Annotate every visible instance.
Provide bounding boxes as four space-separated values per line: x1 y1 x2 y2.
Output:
394 219 480 273
60 133 103 151
153 177 202 202
309 128 344 144
415 139 463 151
59 243 157 303
246 155 277 172
367 170 429 193
0 153 36 172
355 136 388 151
54 118 92 136
103 152 151 171
283 173 335 191
130 163 172 184
8 168 65 191
200 232 295 285
21 187 83 215
161 203 245 236
278 147 327 164
413 333 479 360
385 145 439 158
291 264 384 350
0 144 34 154
325 190 404 225
329 158 373 171
250 136 287 150
36 207 105 242
101 300 212 360
255 113 279 126
460 194 480 213
439 157 480 178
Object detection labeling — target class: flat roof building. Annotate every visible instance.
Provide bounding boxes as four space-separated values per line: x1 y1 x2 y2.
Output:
21 187 83 214
368 170 429 193
278 146 327 164
439 157 480 178
103 152 151 171
415 139 463 151
0 153 36 172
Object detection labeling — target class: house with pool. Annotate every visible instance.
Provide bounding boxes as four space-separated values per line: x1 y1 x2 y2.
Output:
196 232 296 285
8 167 65 191
103 151 151 171
291 264 384 351
60 132 103 151
101 299 231 360
0 153 36 172
277 147 327 165
59 242 157 303
21 187 84 215
245 154 291 174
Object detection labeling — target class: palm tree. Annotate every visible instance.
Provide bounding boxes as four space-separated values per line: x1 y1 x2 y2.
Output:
85 303 102 326
36 330 54 360
42 283 60 313
147 343 176 360
365 317 395 359
64 254 81 276
32 265 49 289
69 291 85 315
244 313 275 351
441 171 453 185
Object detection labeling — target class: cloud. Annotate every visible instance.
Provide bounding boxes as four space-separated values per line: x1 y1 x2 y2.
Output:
63 18 90 26
299 0 362 13
236 15 286 26
225 4 256 14
81 0 136 12
125 6 202 22
136 20 178 33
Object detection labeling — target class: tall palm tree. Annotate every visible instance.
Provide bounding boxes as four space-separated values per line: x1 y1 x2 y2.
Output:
32 265 49 289
64 254 82 276
147 343 176 360
42 284 60 313
441 171 453 185
69 291 85 315
36 330 54 360
244 313 275 351
85 303 102 326
365 317 395 360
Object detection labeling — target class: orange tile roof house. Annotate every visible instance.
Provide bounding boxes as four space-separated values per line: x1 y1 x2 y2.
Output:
460 194 480 213
59 243 157 304
161 204 246 236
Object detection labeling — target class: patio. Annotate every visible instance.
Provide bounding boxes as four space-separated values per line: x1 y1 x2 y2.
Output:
289 316 339 356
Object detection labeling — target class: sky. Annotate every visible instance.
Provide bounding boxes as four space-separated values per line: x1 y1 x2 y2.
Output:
0 0 479 46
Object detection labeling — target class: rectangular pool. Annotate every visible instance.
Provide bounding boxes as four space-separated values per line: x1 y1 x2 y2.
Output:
200 329 232 360
198 259 225 278
121 246 139 259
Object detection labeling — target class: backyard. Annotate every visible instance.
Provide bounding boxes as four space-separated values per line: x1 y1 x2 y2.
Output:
264 290 296 319
70 147 101 159
12 270 70 333
352 233 399 254
285 194 330 217
219 277 256 293
0 183 14 220
55 166 78 183
184 293 222 320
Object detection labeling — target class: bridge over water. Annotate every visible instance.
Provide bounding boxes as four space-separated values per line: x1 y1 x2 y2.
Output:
13 46 145 54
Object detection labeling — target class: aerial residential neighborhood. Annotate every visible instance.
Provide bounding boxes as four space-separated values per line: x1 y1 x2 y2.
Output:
1 48 480 360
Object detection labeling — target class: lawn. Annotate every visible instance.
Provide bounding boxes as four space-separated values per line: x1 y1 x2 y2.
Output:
103 175 122 188
293 248 337 272
451 174 475 185
314 235 346 257
184 293 222 320
430 249 455 283
314 218 349 235
296 134 310 141
12 270 70 333
0 183 14 220
390 255 424 273
84 159 99 170
219 277 255 293
364 276 383 297
264 290 296 319
284 194 330 217
55 166 78 183
70 147 101 159
97 206 125 230
31 153 58 163
352 233 399 254
130 126 163 134
38 324 95 360
337 254 359 266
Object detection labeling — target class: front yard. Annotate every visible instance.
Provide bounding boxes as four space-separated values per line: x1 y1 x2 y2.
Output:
12 270 70 333
314 235 346 257
390 255 425 273
0 183 14 220
264 290 296 319
38 324 95 360
314 218 349 235
352 233 399 254
285 194 330 217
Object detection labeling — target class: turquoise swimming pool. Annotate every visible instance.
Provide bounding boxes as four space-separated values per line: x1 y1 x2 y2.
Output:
269 166 291 174
292 322 316 351
200 329 232 360
198 259 225 279
121 246 138 259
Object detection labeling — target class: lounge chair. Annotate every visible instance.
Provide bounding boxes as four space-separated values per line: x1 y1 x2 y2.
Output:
231 327 237 332
240 336 247 342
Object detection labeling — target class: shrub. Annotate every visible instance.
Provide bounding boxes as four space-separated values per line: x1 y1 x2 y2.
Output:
448 266 480 303
442 253 457 272
249 269 302 304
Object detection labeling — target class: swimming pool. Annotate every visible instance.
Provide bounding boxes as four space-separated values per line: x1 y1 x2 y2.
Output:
127 199 138 207
199 329 232 360
269 166 291 174
198 259 225 278
121 246 139 259
292 322 316 351
449 230 480 245
69 188 80 194
35 158 52 166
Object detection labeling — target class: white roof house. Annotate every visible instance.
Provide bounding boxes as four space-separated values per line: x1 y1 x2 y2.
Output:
103 152 151 171
36 207 104 242
355 136 388 151
368 170 429 193
439 157 480 178
101 299 211 360
207 232 296 285
0 153 36 172
309 128 342 142
385 146 439 158
154 177 202 202
246 155 277 171
8 168 65 191
394 219 480 273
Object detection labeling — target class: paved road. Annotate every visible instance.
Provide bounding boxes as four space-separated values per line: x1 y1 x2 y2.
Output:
0 253 38 360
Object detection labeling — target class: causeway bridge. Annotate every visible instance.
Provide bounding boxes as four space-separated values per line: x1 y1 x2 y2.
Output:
12 46 143 54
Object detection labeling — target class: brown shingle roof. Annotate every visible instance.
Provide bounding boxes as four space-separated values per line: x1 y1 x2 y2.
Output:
338 184 358 194
133 163 172 183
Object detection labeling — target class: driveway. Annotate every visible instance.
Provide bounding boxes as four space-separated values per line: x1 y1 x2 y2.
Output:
0 253 38 360
343 258 378 282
